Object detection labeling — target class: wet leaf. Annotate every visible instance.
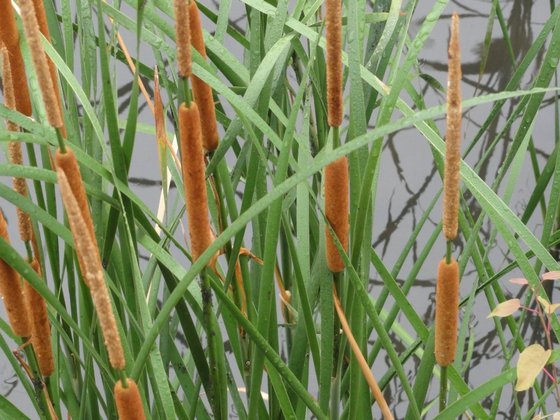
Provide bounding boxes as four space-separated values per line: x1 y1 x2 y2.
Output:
515 344 551 392
487 299 521 318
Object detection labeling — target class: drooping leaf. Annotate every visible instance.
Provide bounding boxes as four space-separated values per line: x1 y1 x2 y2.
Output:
515 344 551 392
536 296 560 315
542 271 560 281
487 299 521 318
509 277 529 285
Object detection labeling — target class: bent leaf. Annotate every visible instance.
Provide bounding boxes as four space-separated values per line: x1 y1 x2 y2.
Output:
542 271 560 281
515 344 551 392
487 299 521 318
509 278 529 285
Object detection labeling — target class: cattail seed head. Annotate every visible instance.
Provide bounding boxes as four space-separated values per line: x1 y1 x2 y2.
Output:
443 12 462 241
18 0 63 128
24 259 54 376
179 101 213 261
31 0 66 137
324 157 349 272
0 0 32 116
0 212 31 337
55 148 95 245
435 258 459 366
114 378 146 420
325 0 343 127
3 48 33 242
2 46 19 132
189 1 219 152
57 169 125 370
174 0 191 78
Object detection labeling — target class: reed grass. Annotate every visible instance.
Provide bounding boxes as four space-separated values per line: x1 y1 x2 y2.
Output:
0 2 558 419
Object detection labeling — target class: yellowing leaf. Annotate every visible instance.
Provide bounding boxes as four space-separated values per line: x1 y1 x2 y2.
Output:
509 278 529 285
515 344 551 392
537 296 560 315
487 299 521 319
542 271 560 281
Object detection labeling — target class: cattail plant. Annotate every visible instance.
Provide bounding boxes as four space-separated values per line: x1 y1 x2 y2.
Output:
0 0 32 116
2 47 33 243
179 102 213 261
18 0 64 129
114 378 146 420
57 169 125 371
325 0 343 128
174 0 191 79
442 12 462 242
325 157 349 272
31 0 66 136
188 0 219 152
0 212 31 337
434 258 459 367
436 13 461 412
24 259 54 376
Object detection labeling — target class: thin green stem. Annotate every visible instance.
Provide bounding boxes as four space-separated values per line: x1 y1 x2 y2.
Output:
56 128 66 153
446 240 452 264
440 365 448 412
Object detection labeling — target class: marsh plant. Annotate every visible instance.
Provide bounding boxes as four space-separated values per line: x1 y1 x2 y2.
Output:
0 0 560 419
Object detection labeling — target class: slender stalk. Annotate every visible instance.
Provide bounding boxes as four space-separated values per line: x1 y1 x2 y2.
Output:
439 366 448 412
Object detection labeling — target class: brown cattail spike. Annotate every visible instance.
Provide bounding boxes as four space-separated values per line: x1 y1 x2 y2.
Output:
32 0 66 137
443 13 462 241
25 259 54 376
325 0 343 127
18 0 64 129
174 0 191 78
179 102 213 261
0 212 31 337
324 157 349 272
435 258 459 366
0 0 32 116
57 170 125 370
114 378 146 420
189 1 219 151
3 48 34 243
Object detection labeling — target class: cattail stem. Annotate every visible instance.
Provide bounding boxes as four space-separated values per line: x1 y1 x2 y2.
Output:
446 240 452 264
201 269 223 419
332 126 340 149
56 128 66 153
435 258 459 367
325 157 349 272
443 12 461 242
439 366 448 412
